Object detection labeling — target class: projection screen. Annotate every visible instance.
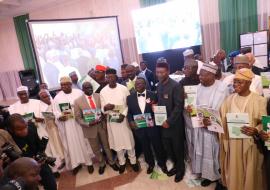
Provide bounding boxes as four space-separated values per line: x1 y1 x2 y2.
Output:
27 16 123 90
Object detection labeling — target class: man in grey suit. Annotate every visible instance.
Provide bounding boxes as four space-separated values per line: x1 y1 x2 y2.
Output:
74 81 119 175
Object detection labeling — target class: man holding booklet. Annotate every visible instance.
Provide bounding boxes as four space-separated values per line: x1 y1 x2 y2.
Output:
220 68 266 190
155 58 186 183
74 81 119 175
127 77 167 175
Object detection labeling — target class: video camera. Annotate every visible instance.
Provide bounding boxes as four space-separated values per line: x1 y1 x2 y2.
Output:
0 178 26 190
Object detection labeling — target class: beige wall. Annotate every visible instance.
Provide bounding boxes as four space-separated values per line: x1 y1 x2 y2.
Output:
0 18 24 72
0 0 140 73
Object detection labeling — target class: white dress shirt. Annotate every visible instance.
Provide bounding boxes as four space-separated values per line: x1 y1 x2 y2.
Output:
137 90 146 113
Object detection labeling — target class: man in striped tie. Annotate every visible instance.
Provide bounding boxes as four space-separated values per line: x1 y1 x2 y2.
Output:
74 81 119 175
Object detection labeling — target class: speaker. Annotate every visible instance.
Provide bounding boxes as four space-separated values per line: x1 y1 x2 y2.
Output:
18 70 39 97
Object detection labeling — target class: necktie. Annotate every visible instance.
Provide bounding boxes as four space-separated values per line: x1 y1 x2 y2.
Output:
88 96 96 109
138 93 145 97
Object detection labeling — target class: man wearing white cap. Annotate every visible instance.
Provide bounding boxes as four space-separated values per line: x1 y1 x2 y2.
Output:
223 54 263 95
183 49 204 74
69 71 81 89
186 63 229 189
53 76 94 175
8 86 48 138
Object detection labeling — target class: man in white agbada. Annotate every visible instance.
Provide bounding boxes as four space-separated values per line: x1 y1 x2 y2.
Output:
100 68 139 174
183 49 204 74
38 89 65 173
8 86 48 138
223 54 263 95
53 76 94 175
187 63 229 189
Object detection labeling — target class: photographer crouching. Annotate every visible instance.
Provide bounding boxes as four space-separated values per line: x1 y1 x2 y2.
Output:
6 113 57 190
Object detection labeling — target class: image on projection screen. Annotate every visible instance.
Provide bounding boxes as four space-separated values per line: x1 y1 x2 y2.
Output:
131 0 202 54
28 17 123 90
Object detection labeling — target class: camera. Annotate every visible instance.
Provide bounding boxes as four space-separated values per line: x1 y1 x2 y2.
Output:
0 178 26 190
35 137 56 167
0 143 21 162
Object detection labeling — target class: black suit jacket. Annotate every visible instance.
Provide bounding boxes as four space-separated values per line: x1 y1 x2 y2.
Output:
127 90 157 123
144 69 156 90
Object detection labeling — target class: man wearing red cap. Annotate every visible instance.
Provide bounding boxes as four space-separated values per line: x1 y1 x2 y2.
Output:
95 65 108 93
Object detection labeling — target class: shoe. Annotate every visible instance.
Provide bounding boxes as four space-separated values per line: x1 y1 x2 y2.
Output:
215 182 227 190
201 179 214 187
110 163 119 171
53 172 61 179
167 167 177 177
119 164 126 174
98 165 106 175
147 166 154 174
174 173 184 183
160 166 168 174
87 165 94 174
131 163 140 172
72 165 82 175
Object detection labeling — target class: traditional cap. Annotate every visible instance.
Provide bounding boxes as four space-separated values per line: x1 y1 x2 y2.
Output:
69 71 77 77
184 59 198 67
183 49 194 57
201 63 218 74
245 53 255 65
131 61 139 67
105 68 117 75
235 68 254 81
228 50 240 58
95 64 107 72
234 55 249 65
17 86 28 93
60 76 72 83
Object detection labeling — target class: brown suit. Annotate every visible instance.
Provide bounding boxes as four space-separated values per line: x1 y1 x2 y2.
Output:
74 93 114 166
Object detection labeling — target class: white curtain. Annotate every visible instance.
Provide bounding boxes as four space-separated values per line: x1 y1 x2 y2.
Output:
0 71 21 101
198 0 221 62
257 0 270 30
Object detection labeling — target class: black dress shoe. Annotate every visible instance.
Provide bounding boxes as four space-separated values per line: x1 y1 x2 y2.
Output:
147 166 154 174
201 179 215 187
160 166 168 174
87 165 94 174
131 163 140 172
174 173 184 183
98 165 106 175
215 182 227 190
53 172 61 179
167 167 177 177
119 164 126 174
110 163 119 171
72 165 82 175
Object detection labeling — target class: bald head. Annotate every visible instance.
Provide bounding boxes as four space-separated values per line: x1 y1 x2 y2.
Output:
82 81 93 96
5 157 41 189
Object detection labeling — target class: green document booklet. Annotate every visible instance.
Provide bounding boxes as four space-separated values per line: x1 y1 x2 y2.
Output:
261 72 270 88
184 85 197 116
133 113 154 128
42 112 54 119
59 103 73 118
23 112 34 122
153 106 167 126
262 116 270 149
78 75 100 92
226 113 251 139
83 109 101 123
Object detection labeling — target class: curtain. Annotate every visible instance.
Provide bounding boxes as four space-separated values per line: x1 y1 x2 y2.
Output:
0 71 21 101
140 0 165 7
198 0 221 62
219 0 258 54
257 0 270 30
13 14 37 74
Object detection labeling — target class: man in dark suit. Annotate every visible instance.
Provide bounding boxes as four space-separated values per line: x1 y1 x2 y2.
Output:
155 57 186 183
127 77 167 175
74 81 119 175
140 61 156 91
